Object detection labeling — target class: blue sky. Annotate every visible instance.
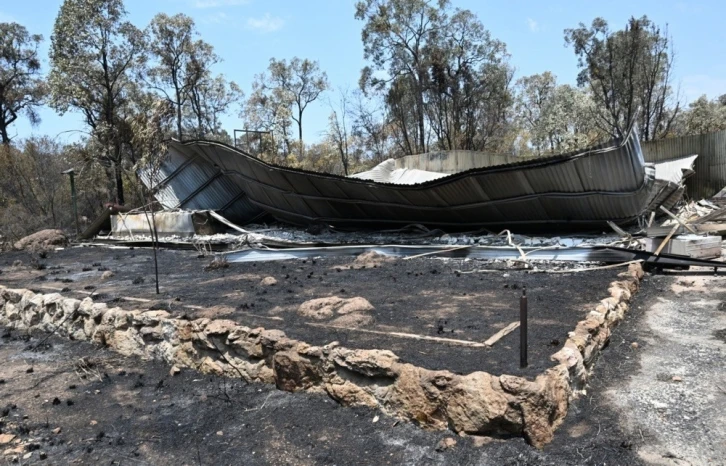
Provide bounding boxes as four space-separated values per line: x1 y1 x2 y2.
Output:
2 0 725 145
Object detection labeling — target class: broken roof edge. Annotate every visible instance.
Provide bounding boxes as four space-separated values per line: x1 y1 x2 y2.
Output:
650 154 699 184
234 169 660 229
167 124 644 190
146 123 696 231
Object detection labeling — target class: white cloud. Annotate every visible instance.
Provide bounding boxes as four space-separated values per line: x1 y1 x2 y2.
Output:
193 0 249 8
681 74 726 103
246 13 284 33
202 11 231 24
527 18 539 33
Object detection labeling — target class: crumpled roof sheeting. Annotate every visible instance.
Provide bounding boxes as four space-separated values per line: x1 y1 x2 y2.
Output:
642 130 726 199
151 126 694 230
653 155 698 184
139 144 266 225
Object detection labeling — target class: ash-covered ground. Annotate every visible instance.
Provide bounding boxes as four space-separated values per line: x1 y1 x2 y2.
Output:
0 246 623 378
1 244 724 465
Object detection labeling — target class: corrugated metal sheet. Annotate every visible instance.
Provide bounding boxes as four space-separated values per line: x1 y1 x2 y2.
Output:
642 130 726 199
157 126 690 230
393 149 535 173
225 244 726 269
138 145 266 225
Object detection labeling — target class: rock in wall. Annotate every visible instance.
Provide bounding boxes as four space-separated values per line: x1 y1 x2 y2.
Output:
0 263 643 448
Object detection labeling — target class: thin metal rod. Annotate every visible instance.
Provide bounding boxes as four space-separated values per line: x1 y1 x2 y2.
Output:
68 173 79 237
520 287 528 368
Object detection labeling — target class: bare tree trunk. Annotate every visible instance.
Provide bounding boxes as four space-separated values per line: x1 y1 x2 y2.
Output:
298 109 304 158
114 163 125 205
415 71 427 153
176 104 183 141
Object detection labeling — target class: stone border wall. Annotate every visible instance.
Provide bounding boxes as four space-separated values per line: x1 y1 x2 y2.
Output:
0 263 643 448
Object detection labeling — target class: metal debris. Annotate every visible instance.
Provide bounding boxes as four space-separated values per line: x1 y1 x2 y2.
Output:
142 126 695 230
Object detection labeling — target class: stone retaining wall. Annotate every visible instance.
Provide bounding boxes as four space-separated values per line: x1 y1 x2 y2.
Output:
0 263 643 448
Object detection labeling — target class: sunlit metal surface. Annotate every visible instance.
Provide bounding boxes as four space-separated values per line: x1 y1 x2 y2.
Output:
145 126 695 230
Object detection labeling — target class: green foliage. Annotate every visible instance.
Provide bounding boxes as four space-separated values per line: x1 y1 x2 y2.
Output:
146 13 212 140
355 0 514 154
244 57 328 157
565 16 679 141
187 74 242 139
244 73 294 157
145 13 240 141
674 95 726 136
514 72 603 155
48 0 145 205
0 22 46 144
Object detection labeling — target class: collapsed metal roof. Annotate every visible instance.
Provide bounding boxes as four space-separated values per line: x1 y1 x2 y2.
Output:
142 127 696 231
138 144 267 224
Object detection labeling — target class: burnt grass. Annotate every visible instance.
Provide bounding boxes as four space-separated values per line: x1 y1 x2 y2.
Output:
0 320 646 465
0 246 624 378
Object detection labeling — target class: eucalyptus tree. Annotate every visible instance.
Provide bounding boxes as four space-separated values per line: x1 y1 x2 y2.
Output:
356 0 442 153
187 74 242 139
146 13 219 140
0 22 46 144
355 0 513 154
244 57 328 157
515 72 600 154
244 74 294 158
350 92 397 165
49 0 145 205
675 95 726 136
425 9 512 151
326 88 355 175
565 16 679 141
270 57 328 151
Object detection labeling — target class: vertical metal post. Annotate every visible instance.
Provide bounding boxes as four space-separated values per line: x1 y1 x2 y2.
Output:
63 169 80 237
520 286 528 368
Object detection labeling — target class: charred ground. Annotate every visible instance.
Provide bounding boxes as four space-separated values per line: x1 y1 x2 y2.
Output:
0 246 622 378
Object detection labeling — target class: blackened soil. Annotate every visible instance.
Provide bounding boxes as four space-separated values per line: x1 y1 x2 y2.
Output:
0 326 644 465
0 247 622 378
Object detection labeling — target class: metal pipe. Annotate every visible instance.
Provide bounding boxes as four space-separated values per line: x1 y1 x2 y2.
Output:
520 287 528 368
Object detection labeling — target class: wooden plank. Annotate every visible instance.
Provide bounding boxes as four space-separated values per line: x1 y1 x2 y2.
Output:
646 223 726 237
647 211 656 228
653 224 680 256
691 206 726 225
305 323 490 348
607 221 630 238
659 206 698 234
644 236 721 259
483 321 520 347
